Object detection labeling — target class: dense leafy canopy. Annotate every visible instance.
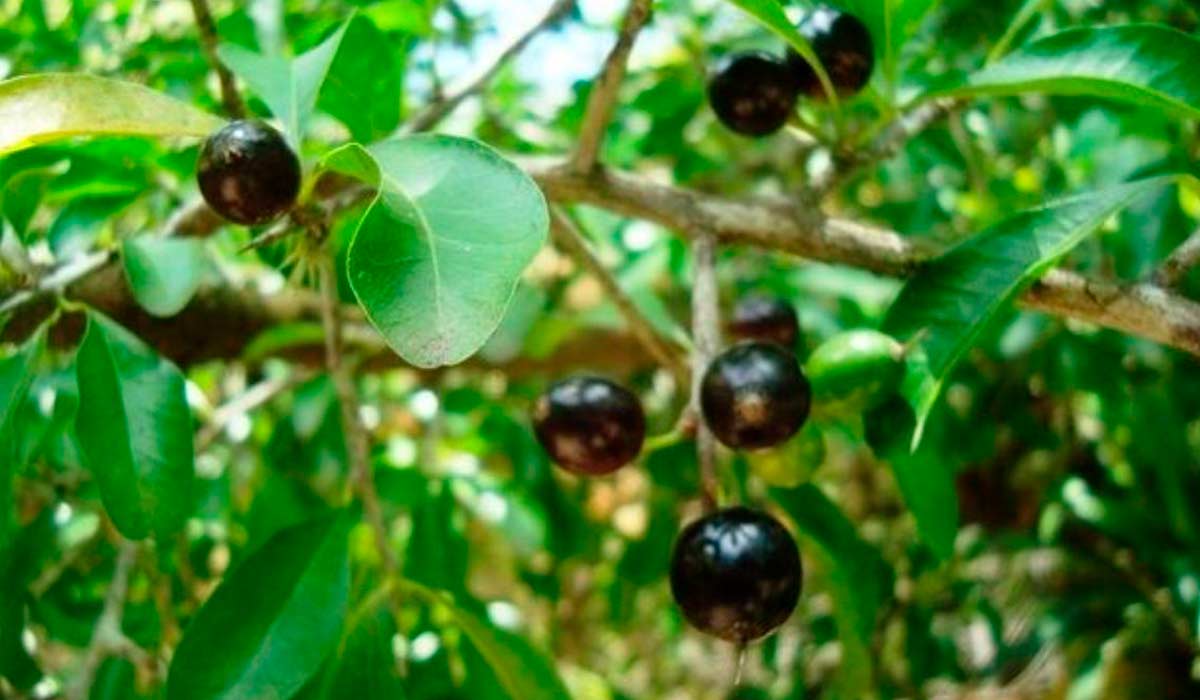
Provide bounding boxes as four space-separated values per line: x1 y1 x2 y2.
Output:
2 1 1200 699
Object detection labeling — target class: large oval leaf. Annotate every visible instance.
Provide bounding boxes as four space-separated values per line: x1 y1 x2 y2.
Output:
0 74 224 156
74 313 195 540
167 513 352 700
934 24 1200 119
401 580 572 700
0 334 40 552
331 136 549 368
122 237 209 318
883 177 1176 446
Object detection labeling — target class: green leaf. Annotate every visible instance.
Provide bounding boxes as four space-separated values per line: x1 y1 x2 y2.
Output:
771 485 892 699
317 15 403 143
0 335 40 552
329 136 549 368
934 25 1200 120
721 0 839 106
167 513 352 700
122 237 209 318
401 580 572 700
74 312 195 540
883 177 1176 445
297 606 406 700
219 20 351 143
0 74 223 156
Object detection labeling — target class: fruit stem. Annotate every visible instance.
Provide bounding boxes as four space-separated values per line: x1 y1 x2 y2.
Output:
188 0 247 119
732 643 748 687
691 233 722 513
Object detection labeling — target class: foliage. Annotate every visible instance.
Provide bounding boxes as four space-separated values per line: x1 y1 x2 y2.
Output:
2 1 1200 699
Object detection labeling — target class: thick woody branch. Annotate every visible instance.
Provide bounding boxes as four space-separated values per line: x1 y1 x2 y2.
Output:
188 0 245 119
549 207 690 384
572 0 654 173
404 0 576 134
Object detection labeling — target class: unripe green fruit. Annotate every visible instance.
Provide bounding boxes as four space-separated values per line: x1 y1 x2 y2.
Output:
747 422 825 488
806 329 904 412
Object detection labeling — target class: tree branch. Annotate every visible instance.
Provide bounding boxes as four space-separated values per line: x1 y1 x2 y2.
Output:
188 0 246 119
549 207 689 384
690 233 721 513
68 539 140 700
317 256 394 572
1152 226 1200 288
403 0 576 134
572 0 654 173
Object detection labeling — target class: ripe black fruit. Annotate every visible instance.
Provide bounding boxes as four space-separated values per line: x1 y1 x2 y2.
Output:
787 5 875 99
700 342 812 450
532 376 646 476
197 120 302 226
708 52 798 137
729 296 800 349
670 507 802 644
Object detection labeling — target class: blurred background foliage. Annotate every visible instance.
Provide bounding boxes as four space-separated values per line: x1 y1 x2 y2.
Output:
3 0 1200 699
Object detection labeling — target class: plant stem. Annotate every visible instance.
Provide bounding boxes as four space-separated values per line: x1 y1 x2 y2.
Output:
691 233 721 512
188 0 246 119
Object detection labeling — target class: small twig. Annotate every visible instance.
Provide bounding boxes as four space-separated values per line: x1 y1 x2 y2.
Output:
690 233 721 513
549 207 690 386
1153 227 1200 288
0 250 114 316
572 0 654 173
812 98 959 196
196 372 312 449
316 254 395 576
404 0 576 134
69 539 139 700
188 0 246 119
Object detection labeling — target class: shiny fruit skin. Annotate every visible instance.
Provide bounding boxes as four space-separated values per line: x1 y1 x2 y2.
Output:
806 329 904 412
730 296 800 349
670 507 802 643
708 52 799 137
701 342 812 450
787 6 875 99
197 120 302 226
532 376 646 476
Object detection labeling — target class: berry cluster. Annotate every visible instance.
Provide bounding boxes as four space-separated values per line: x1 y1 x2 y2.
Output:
709 4 874 137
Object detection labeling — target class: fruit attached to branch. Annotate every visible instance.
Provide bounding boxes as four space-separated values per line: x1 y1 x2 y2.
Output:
532 376 646 476
197 120 302 226
701 342 812 450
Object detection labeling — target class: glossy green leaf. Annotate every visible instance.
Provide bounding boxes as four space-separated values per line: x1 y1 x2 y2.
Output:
318 15 403 143
328 136 549 368
772 485 892 699
883 177 1175 445
167 513 352 700
297 606 406 700
402 580 571 700
219 21 351 143
122 237 208 318
0 335 39 551
74 313 195 540
721 0 839 105
935 25 1200 120
0 74 223 156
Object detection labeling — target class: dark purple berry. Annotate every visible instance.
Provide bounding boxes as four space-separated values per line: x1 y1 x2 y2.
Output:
701 342 812 450
670 507 802 644
532 376 646 476
787 6 875 99
708 52 799 137
730 296 801 349
197 120 301 226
